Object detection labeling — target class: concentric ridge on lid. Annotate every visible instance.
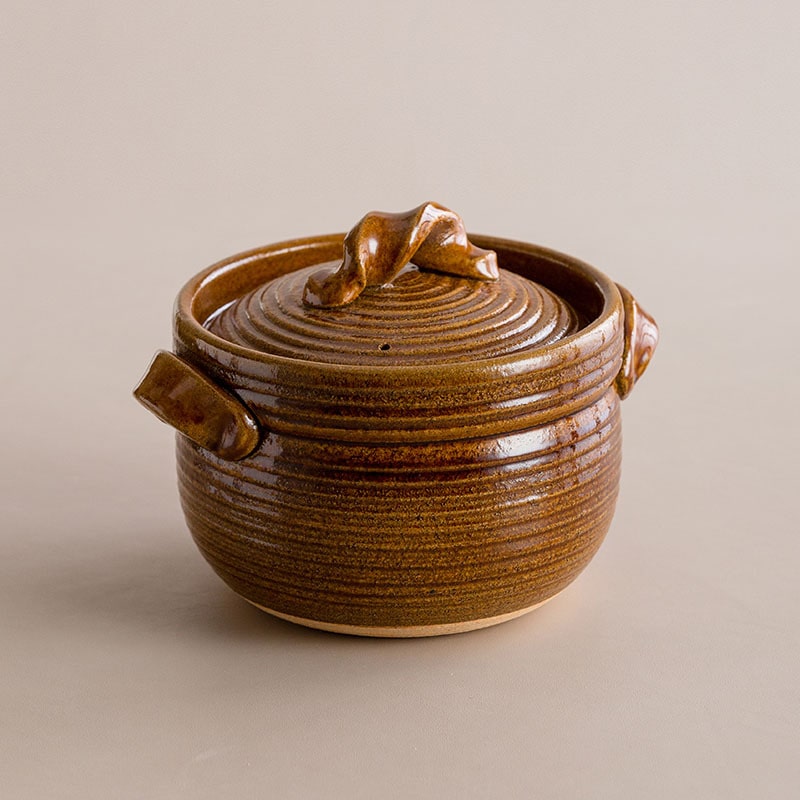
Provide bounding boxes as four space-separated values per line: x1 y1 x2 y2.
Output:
204 261 581 366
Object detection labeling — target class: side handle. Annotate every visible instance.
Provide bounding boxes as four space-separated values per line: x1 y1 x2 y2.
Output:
133 351 261 460
614 285 659 400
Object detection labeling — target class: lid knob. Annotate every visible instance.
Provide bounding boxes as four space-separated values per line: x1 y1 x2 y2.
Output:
302 202 499 308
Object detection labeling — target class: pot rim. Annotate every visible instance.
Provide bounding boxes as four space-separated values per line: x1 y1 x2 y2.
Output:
175 233 623 379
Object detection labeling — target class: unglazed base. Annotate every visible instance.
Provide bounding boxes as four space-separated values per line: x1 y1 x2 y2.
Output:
244 591 563 637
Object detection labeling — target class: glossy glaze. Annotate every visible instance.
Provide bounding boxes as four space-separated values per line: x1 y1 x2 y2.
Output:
206 263 580 366
134 205 658 635
177 387 621 629
303 202 498 307
614 284 660 399
134 350 260 460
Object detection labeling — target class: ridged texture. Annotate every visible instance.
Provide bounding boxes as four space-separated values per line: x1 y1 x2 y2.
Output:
206 263 580 366
177 389 621 628
167 233 632 631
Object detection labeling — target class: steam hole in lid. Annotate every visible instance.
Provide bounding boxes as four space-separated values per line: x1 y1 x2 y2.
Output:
379 343 391 351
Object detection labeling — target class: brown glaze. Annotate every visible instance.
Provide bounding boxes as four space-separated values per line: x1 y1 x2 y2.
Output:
302 202 498 307
206 263 580 366
177 390 621 629
134 205 659 636
133 350 260 460
614 284 659 399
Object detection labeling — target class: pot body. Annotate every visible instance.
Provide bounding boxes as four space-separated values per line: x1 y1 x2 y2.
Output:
165 234 636 635
177 390 621 633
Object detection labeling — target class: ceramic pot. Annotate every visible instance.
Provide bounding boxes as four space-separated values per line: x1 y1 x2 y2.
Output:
135 203 658 637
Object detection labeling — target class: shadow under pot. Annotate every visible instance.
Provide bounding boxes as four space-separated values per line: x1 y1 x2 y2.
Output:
134 202 658 637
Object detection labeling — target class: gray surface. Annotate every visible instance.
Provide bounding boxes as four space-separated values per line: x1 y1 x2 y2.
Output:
2 2 798 798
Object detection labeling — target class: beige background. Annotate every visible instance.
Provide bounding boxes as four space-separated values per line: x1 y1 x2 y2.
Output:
2 2 798 797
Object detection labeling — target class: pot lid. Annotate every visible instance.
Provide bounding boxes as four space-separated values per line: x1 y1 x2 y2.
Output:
204 202 582 366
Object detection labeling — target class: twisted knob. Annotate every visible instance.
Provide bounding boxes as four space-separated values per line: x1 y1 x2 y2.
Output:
303 202 498 308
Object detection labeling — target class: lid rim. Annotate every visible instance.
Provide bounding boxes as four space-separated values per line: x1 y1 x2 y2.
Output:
175 233 623 377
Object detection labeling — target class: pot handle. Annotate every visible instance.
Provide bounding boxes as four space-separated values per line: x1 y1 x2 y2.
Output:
302 201 499 308
133 351 261 460
614 284 659 400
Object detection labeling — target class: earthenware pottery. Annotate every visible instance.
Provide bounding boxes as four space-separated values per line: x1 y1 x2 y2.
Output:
134 202 658 637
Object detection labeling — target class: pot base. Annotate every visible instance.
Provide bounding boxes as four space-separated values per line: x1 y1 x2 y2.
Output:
243 592 562 637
